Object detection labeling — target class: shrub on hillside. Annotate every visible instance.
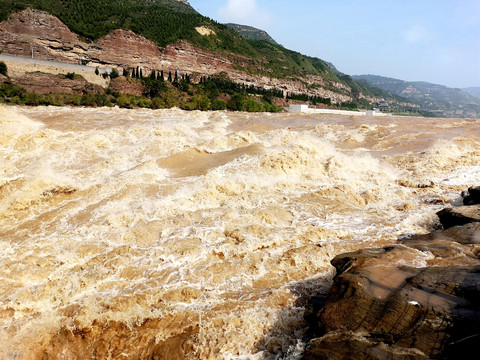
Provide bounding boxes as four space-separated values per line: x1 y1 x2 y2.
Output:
110 68 119 79
227 93 245 111
0 61 7 76
211 99 227 110
65 72 76 80
245 98 263 112
0 83 26 100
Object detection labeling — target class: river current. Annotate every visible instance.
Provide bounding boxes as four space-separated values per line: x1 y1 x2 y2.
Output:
1 106 479 359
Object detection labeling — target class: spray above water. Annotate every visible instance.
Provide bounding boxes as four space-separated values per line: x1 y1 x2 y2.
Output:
0 106 479 359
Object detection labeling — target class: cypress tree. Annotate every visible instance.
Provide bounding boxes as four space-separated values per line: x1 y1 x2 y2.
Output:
139 68 143 78
168 71 172 82
110 68 119 79
150 70 156 79
160 70 164 81
174 70 179 83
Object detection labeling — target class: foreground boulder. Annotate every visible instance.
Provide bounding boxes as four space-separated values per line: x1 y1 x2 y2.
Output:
462 186 480 205
304 190 480 359
436 206 480 229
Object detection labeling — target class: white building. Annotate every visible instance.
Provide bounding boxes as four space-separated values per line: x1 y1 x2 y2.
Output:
287 104 388 117
288 104 310 113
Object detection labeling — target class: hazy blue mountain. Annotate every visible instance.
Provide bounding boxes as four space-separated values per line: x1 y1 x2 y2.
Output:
463 87 480 100
354 74 480 117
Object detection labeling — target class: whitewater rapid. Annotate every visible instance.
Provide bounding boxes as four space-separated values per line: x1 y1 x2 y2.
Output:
0 106 479 359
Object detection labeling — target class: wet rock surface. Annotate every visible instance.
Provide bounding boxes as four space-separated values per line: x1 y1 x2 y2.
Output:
462 186 480 205
437 206 480 230
303 189 480 359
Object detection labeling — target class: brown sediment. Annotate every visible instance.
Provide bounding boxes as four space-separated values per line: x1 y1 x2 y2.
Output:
1 106 480 358
156 143 264 177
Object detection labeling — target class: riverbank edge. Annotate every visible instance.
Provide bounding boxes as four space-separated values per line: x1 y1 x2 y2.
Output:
302 186 480 359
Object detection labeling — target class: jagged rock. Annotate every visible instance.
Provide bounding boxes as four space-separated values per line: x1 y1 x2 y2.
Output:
443 222 480 244
462 186 480 205
303 194 480 359
437 206 480 229
304 245 480 359
0 73 8 83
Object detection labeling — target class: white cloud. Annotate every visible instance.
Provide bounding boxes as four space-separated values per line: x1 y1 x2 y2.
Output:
401 25 432 44
218 0 272 27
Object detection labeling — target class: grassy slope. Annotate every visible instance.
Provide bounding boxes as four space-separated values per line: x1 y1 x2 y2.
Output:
224 23 278 44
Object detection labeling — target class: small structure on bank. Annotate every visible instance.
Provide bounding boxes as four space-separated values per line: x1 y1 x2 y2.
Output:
286 104 388 117
288 104 310 113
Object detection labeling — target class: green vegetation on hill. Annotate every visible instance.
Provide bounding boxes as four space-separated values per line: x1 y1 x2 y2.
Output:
0 69 283 112
235 39 337 85
0 0 218 47
225 23 278 44
0 0 376 99
0 61 7 76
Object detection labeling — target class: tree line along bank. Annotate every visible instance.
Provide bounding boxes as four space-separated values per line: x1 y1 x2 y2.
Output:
1 61 370 111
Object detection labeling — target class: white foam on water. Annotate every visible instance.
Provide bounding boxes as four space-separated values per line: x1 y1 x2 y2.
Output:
435 165 480 186
1 107 479 359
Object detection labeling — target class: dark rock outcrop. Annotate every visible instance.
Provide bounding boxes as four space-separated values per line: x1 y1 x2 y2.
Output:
437 206 480 230
462 186 480 205
303 188 480 359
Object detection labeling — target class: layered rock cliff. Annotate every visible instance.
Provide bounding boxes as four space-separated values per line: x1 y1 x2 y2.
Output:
0 8 353 102
303 187 480 359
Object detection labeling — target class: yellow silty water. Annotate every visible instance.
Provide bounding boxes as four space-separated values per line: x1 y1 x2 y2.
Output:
0 105 479 359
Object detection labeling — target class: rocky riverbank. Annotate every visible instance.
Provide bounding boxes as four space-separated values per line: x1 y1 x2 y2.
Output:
303 187 480 359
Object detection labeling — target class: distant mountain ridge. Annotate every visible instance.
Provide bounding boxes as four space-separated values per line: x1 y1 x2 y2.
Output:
0 1 477 117
1 0 389 106
224 23 278 44
463 87 480 100
354 74 480 117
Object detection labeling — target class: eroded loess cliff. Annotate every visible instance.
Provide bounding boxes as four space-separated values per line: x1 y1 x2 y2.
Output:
0 8 353 102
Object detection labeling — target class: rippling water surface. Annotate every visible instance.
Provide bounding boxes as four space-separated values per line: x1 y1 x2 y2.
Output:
1 106 479 359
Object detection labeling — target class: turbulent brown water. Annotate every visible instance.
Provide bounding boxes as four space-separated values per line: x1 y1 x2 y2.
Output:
1 105 479 359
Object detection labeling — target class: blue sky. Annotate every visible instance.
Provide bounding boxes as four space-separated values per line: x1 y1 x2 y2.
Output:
189 0 480 88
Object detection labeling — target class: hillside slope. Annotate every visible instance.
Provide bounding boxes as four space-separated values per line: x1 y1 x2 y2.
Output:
0 0 382 105
225 23 279 44
0 8 362 104
463 87 480 100
354 74 480 117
